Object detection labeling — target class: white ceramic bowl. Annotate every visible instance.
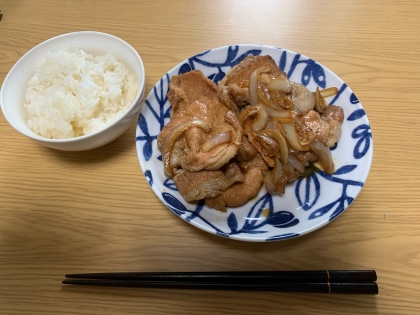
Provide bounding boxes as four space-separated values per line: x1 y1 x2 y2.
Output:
0 31 145 151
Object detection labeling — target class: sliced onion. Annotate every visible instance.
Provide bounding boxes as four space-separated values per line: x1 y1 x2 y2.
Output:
254 133 280 157
274 158 287 193
201 131 232 152
310 141 334 174
238 106 256 124
320 87 339 98
238 106 269 133
224 110 243 146
268 77 292 93
259 73 292 93
252 106 269 132
287 154 305 173
257 102 294 123
259 73 271 85
249 66 270 106
281 122 310 151
260 128 288 165
273 157 284 181
262 159 287 194
263 171 277 194
170 145 184 168
162 120 210 177
291 82 315 115
284 162 298 182
266 119 277 129
314 86 327 113
275 176 288 193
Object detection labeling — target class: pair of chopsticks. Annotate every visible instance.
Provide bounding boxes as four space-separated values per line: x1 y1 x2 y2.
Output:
63 270 378 294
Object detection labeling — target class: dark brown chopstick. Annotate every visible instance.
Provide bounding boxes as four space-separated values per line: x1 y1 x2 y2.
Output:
62 279 378 294
65 270 377 283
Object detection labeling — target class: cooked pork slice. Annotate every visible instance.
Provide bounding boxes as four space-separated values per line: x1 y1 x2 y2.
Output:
217 87 240 114
323 105 344 123
245 130 276 167
158 71 243 174
168 70 219 114
218 55 286 107
228 84 249 105
205 154 268 212
235 136 257 162
219 55 283 88
174 163 244 202
297 105 344 147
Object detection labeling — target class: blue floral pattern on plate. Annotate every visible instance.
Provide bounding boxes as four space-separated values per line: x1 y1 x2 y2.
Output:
135 44 373 242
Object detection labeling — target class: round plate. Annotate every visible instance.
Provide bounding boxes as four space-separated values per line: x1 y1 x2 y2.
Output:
135 44 373 242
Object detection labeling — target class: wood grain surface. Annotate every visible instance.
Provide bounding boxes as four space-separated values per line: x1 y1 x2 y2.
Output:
1 0 419 314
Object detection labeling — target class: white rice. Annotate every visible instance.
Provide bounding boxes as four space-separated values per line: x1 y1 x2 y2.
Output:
25 43 137 139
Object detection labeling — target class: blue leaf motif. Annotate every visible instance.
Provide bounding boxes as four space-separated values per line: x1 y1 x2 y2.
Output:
330 143 337 151
266 233 300 241
301 62 312 86
138 113 150 136
207 73 215 80
347 109 366 121
329 197 354 221
163 178 178 191
185 200 205 222
195 50 211 57
136 113 157 162
243 193 273 229
226 46 239 63
355 136 370 159
213 68 225 84
227 213 238 233
179 63 192 74
287 54 301 78
144 170 153 186
266 211 299 228
328 83 347 105
216 231 230 238
352 124 372 159
157 155 162 161
279 51 287 72
246 230 268 234
277 218 299 228
229 49 262 67
143 140 153 161
350 93 359 104
311 63 326 88
295 175 320 211
334 165 357 175
162 192 186 216
308 200 337 220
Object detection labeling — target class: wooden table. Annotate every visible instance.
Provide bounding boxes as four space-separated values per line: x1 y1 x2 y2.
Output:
1 0 419 314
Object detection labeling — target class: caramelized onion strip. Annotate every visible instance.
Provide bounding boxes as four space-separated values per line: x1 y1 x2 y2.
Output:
314 87 327 113
249 67 270 106
238 106 269 133
260 128 288 165
201 131 232 152
320 87 339 98
257 102 294 123
310 141 334 174
162 120 210 177
281 122 310 151
287 154 305 173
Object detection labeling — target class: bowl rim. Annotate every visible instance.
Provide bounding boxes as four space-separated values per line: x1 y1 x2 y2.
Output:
0 31 145 143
